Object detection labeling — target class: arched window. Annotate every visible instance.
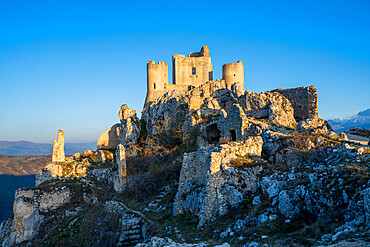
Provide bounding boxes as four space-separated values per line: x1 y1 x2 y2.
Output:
192 67 196 75
154 83 156 89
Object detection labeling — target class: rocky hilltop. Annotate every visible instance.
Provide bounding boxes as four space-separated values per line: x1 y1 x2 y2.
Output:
1 57 370 246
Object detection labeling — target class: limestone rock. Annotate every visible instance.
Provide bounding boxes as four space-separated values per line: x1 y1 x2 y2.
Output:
135 237 208 247
73 152 81 161
52 130 65 162
142 90 188 138
97 149 114 163
97 123 121 150
118 105 141 149
119 104 137 121
0 218 12 246
339 132 349 140
115 144 127 192
8 187 70 245
200 97 221 118
238 91 297 128
81 150 99 161
231 82 244 98
296 118 333 135
35 159 90 186
278 190 296 218
363 188 370 226
173 137 264 227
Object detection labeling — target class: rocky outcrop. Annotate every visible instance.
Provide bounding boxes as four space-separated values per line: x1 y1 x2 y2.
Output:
7 187 70 245
136 237 210 247
114 144 127 192
35 159 90 186
97 123 122 150
97 105 141 153
296 117 333 135
142 90 189 138
173 137 264 227
238 91 297 128
52 130 65 162
97 149 114 163
216 140 370 244
118 104 141 148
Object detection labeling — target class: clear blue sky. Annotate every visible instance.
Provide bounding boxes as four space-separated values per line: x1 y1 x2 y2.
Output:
0 0 369 143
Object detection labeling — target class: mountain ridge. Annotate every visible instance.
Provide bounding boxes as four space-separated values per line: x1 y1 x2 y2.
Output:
326 108 370 132
0 140 96 156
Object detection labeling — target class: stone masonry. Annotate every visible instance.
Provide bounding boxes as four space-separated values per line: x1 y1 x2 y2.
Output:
145 46 244 105
271 86 318 121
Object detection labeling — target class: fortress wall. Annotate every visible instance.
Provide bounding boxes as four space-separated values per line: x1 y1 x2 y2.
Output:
271 86 318 121
222 61 244 91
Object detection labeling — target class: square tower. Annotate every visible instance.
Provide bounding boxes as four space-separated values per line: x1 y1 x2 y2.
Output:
172 46 213 87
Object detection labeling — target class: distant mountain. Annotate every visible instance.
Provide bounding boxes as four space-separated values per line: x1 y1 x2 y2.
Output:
0 154 50 175
0 140 96 156
327 108 370 132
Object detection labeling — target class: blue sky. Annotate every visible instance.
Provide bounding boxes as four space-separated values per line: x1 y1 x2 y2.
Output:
0 0 369 143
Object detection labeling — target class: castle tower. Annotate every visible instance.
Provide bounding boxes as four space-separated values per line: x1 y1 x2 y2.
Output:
145 60 168 105
222 61 244 90
172 46 213 87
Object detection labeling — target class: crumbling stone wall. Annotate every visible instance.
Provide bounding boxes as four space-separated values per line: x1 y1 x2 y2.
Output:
52 130 65 162
173 46 213 88
217 104 249 141
271 86 318 121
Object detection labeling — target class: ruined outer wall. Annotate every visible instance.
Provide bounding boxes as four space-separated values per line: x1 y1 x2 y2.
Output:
172 46 213 87
218 104 249 141
271 86 318 121
222 61 244 91
145 61 168 104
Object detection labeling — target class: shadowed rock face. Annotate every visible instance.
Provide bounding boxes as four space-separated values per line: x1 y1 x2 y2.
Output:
52 130 65 162
6 187 70 245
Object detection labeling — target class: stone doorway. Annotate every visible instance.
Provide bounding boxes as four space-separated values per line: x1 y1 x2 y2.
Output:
206 124 221 143
229 130 236 141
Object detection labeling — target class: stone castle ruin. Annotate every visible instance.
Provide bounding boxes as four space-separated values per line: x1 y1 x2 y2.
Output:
2 45 370 247
145 46 244 105
52 130 65 162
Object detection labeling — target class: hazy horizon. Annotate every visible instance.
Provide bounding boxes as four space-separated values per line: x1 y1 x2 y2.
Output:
1 0 369 143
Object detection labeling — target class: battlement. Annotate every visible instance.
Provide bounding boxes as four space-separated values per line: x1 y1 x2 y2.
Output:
145 46 245 105
147 60 166 65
